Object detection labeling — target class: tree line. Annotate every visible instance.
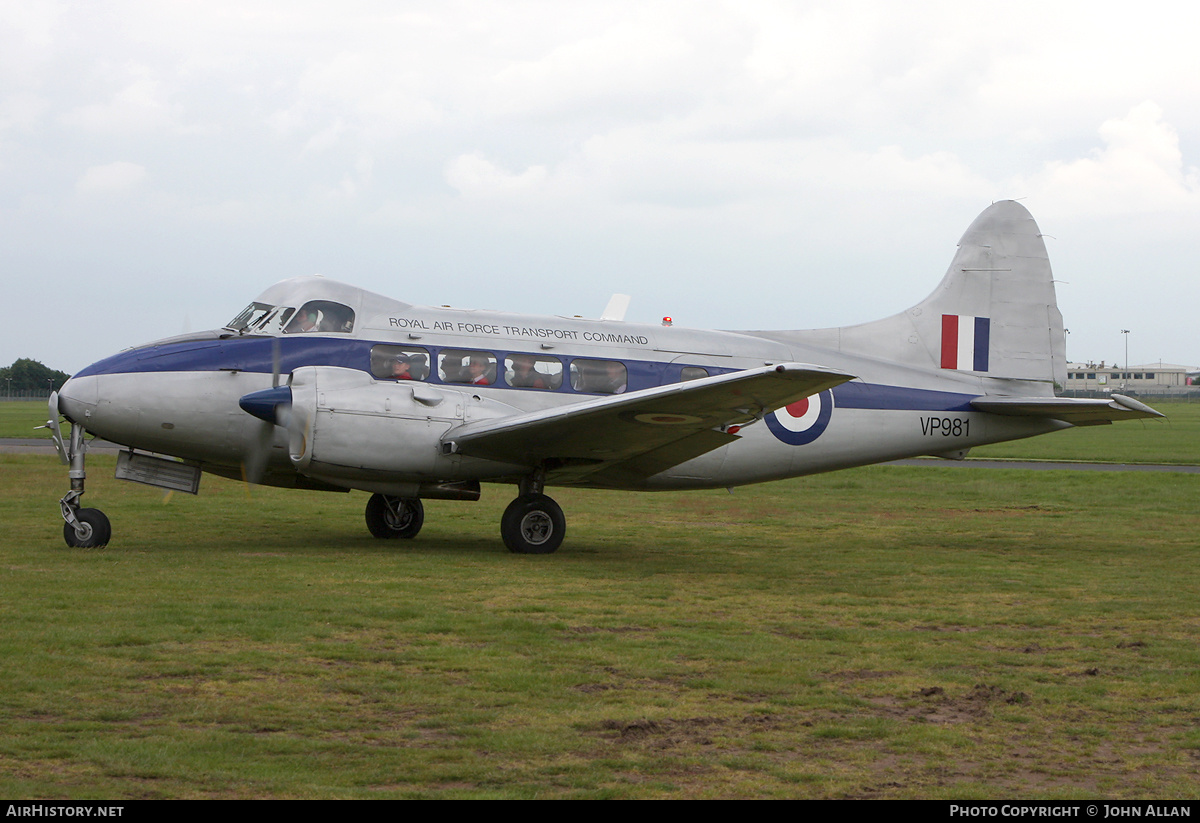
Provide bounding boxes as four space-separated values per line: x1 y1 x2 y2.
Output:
1 359 72 394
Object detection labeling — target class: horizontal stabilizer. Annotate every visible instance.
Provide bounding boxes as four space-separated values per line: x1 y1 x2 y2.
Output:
971 394 1163 426
445 363 855 477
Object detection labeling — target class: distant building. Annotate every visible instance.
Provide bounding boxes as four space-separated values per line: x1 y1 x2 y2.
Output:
1064 361 1196 393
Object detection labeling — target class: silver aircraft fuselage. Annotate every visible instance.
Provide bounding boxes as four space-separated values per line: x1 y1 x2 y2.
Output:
58 276 1062 495
51 202 1160 552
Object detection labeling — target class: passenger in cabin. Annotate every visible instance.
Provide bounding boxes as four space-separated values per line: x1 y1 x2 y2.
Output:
509 355 548 389
467 354 492 385
408 353 429 380
440 352 467 382
574 360 627 394
391 356 414 380
600 360 627 394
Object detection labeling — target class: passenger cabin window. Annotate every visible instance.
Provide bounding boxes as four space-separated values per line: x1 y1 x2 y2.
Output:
283 300 355 333
505 355 563 390
571 359 627 394
371 345 430 381
680 367 708 382
440 349 497 386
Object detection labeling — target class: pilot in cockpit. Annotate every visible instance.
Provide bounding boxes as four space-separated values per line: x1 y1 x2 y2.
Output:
285 308 320 333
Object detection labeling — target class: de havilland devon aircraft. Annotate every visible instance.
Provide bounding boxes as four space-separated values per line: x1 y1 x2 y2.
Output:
48 201 1160 554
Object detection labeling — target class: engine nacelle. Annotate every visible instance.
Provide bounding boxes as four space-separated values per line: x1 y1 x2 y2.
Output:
285 366 523 494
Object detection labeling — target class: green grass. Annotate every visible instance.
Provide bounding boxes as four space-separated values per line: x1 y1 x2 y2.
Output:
2 453 1199 798
971 400 1200 464
0 400 55 438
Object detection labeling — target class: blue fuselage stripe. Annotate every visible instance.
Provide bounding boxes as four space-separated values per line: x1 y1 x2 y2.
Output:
831 382 976 412
74 335 980 412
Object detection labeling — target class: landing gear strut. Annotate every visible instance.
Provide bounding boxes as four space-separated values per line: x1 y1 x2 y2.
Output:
49 395 111 548
365 494 424 539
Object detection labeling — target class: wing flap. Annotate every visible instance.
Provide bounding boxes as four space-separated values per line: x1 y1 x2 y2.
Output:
445 363 854 472
971 393 1163 426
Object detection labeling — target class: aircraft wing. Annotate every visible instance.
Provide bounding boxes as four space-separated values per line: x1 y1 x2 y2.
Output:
971 394 1163 426
443 363 855 483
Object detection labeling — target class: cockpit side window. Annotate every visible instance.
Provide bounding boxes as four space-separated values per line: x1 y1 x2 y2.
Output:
284 300 355 334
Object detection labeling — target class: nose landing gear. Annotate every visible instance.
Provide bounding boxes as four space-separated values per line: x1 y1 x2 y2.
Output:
47 393 111 549
62 501 112 549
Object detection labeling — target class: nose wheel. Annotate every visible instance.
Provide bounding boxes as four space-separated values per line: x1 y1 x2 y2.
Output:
63 505 112 549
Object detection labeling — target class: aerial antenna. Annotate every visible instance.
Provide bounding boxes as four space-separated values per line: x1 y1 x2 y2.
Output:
600 294 631 321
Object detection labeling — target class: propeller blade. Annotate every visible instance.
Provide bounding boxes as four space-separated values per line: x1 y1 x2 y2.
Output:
238 384 292 486
241 418 276 486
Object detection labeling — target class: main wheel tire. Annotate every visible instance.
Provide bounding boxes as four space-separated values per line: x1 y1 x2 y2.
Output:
365 494 424 539
501 494 565 554
63 508 111 549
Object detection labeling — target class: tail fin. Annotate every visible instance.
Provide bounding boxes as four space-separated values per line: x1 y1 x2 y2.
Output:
778 201 1066 389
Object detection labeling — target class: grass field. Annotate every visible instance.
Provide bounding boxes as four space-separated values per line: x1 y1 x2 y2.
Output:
2 445 1199 798
971 400 1200 465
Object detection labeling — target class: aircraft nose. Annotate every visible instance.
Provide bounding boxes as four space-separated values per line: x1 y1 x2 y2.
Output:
57 374 99 424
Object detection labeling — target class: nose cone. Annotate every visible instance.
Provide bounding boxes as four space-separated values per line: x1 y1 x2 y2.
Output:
57 374 99 424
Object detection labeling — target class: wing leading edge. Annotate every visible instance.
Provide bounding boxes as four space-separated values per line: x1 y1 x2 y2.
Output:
443 363 855 485
971 394 1164 426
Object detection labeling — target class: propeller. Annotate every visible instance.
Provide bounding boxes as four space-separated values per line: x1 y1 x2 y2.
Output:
239 339 292 486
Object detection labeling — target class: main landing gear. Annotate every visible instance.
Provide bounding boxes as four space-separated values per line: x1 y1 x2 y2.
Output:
501 494 565 555
363 470 566 554
365 494 425 539
48 395 112 549
500 469 565 554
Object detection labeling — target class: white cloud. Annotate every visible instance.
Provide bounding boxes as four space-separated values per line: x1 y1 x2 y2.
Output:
1020 102 1200 216
0 92 47 132
445 152 549 199
60 62 182 135
75 160 148 194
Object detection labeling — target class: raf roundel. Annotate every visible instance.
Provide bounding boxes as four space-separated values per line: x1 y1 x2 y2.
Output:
765 389 834 445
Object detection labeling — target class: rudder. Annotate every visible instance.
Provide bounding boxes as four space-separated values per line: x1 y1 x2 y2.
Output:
772 201 1066 390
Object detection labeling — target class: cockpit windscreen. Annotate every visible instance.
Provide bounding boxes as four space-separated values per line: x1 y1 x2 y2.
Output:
225 300 355 335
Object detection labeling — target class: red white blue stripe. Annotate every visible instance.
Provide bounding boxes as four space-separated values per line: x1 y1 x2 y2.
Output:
940 315 990 372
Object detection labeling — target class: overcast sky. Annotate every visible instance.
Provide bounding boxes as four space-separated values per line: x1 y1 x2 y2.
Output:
3 0 1197 374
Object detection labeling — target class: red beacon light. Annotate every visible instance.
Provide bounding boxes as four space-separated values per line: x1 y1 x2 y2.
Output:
661 316 673 326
